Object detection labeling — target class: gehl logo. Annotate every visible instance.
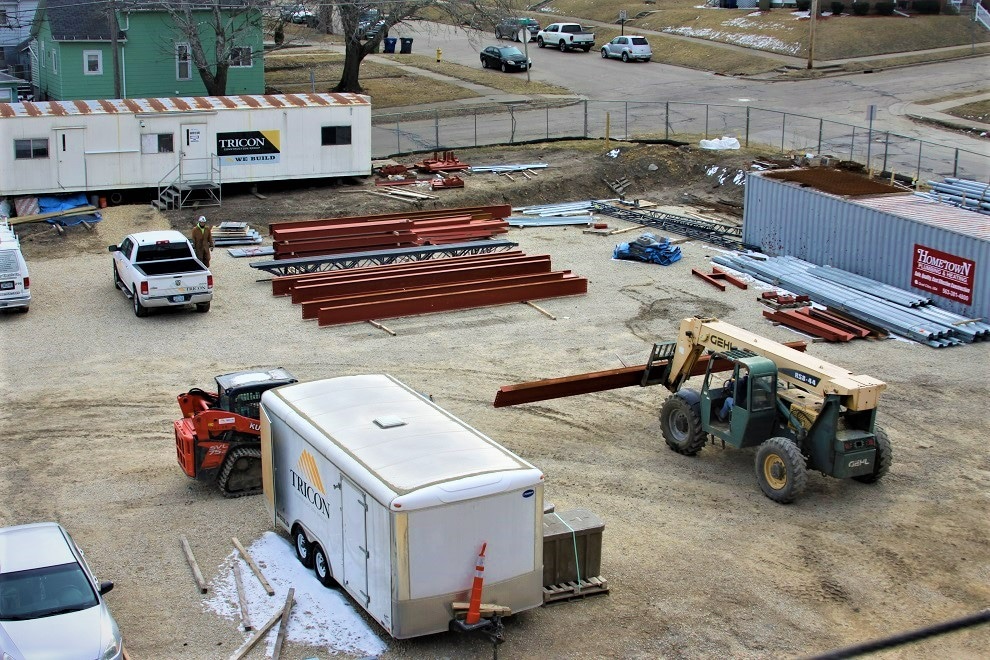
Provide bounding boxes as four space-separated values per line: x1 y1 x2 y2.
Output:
701 332 735 351
291 450 333 520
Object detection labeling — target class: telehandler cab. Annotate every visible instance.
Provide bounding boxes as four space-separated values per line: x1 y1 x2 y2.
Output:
174 368 297 497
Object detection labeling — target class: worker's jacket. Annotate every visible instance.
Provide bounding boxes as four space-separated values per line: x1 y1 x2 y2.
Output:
191 225 214 262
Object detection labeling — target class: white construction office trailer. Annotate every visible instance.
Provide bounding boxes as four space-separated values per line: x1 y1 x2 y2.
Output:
0 93 371 197
260 374 545 639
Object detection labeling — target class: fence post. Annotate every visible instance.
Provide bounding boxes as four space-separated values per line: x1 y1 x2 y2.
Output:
395 119 400 154
915 141 923 186
882 132 889 174
704 104 709 140
745 107 750 148
625 101 629 140
546 105 550 140
583 100 588 138
953 148 959 178
781 113 787 153
665 102 670 140
434 110 440 150
849 126 855 161
474 110 478 147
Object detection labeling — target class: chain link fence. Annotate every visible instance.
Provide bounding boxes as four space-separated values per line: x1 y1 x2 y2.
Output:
372 100 990 183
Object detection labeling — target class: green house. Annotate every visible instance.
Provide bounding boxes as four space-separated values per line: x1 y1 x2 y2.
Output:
30 0 264 101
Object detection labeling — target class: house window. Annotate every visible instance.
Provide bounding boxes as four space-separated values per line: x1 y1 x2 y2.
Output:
229 47 252 67
0 89 11 102
39 42 44 69
141 133 174 154
84 50 103 75
321 126 351 146
176 43 191 80
50 49 57 74
0 8 9 27
14 138 49 159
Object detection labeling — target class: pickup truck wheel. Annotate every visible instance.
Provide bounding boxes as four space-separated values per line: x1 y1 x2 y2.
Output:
582 46 592 52
312 544 338 588
112 263 122 289
558 40 567 52
132 288 149 317
196 301 211 313
621 52 629 62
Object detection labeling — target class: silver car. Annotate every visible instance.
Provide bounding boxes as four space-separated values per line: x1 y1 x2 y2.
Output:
0 523 123 660
601 35 652 62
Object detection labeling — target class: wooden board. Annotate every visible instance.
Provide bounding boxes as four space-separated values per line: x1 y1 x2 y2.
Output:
543 576 610 604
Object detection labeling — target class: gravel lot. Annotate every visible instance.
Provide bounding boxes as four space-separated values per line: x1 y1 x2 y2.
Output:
1 145 988 659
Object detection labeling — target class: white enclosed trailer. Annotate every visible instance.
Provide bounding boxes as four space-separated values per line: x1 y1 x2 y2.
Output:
0 93 371 197
260 374 545 639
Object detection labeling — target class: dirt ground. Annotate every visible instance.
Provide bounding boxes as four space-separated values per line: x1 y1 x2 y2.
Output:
1 142 988 659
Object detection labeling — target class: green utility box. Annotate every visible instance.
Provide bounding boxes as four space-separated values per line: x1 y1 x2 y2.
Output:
542 509 604 587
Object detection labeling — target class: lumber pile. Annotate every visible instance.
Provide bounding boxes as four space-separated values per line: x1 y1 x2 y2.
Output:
213 221 262 246
269 206 511 260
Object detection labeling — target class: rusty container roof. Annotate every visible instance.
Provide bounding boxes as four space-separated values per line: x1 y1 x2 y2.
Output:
763 167 904 196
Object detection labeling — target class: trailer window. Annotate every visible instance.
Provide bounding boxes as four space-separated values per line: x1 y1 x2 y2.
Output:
229 47 252 68
321 126 351 146
84 51 103 75
176 43 191 81
14 139 48 159
141 133 174 154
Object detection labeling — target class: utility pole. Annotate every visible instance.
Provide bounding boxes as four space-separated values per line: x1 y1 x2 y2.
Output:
806 0 817 70
109 0 121 98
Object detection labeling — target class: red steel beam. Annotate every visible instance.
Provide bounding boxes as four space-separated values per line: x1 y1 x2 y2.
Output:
291 258 552 304
692 268 726 292
271 205 511 235
492 341 807 407
271 251 530 296
272 219 414 242
274 231 418 255
304 271 575 320
802 307 871 338
316 276 587 326
763 309 855 342
711 267 749 290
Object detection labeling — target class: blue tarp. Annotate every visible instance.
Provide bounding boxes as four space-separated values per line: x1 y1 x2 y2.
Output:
613 233 682 266
37 193 91 214
48 212 102 227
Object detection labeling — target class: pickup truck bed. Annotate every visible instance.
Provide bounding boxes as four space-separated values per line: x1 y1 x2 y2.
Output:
134 259 206 277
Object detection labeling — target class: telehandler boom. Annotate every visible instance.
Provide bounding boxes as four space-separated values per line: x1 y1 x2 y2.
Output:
495 317 891 503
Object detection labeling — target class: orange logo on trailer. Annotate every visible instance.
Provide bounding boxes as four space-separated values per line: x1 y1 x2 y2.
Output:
296 450 326 495
291 451 333 519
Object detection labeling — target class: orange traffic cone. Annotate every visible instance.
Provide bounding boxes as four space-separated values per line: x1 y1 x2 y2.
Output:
465 542 487 625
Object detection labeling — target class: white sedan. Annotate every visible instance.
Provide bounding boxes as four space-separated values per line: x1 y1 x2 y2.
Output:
601 35 652 62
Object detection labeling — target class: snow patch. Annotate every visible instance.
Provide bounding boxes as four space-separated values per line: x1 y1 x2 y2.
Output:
661 26 801 54
203 532 388 657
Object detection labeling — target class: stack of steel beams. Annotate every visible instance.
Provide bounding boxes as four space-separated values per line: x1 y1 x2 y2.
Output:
714 254 990 348
272 252 587 327
269 206 511 260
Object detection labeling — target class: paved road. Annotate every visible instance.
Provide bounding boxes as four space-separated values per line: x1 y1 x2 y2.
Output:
391 21 989 153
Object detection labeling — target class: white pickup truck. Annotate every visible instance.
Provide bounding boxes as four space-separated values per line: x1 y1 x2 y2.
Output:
536 23 595 52
109 230 213 317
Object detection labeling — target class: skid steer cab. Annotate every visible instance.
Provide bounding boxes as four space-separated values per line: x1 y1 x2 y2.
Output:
174 368 297 497
658 345 891 504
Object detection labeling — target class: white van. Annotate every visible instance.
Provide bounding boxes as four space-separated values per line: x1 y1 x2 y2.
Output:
260 374 545 639
0 220 30 313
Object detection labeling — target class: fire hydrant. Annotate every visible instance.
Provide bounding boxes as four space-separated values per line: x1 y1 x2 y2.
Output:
436 47 443 62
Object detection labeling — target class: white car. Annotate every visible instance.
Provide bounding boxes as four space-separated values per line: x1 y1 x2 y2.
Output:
0 523 123 660
601 35 652 62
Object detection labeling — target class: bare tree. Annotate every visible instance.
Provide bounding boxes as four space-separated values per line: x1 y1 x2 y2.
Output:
333 0 511 93
148 0 266 96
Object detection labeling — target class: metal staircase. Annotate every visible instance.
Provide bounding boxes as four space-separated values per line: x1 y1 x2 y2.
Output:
154 155 222 211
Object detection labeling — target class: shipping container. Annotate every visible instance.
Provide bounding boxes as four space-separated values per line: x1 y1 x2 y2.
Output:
743 170 989 321
0 93 371 198
260 374 545 639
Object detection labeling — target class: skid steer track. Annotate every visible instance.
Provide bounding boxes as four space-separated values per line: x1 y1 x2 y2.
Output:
218 446 263 498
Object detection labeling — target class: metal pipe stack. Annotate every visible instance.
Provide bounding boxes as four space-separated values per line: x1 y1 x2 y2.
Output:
920 178 990 215
713 254 990 348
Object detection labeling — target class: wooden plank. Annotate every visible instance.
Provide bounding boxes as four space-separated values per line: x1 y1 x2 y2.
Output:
228 599 288 660
232 563 253 631
451 601 512 616
232 537 275 596
523 300 557 320
271 588 295 660
9 205 98 225
179 535 207 594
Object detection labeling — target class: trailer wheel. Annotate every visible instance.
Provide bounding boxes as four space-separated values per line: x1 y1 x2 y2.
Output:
132 288 149 317
853 425 892 484
755 437 807 504
659 394 706 456
312 544 338 588
293 526 314 568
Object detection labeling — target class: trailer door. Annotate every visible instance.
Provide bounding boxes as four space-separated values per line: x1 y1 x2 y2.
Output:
340 477 370 608
53 128 86 189
180 123 209 180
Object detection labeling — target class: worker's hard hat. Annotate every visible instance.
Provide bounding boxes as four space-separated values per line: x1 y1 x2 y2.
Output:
197 216 206 224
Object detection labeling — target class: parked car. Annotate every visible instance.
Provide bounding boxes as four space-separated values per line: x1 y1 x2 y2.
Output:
601 35 652 62
0 522 123 660
495 17 540 42
357 8 386 39
480 46 532 72
288 6 315 24
536 23 595 52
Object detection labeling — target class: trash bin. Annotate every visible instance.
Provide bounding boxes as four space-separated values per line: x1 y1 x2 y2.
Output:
759 0 771 8
383 37 397 53
399 37 414 54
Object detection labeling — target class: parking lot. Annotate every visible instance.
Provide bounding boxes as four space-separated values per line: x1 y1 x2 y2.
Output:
1 141 987 658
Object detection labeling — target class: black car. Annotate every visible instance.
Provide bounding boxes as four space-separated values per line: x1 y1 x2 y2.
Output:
480 46 532 72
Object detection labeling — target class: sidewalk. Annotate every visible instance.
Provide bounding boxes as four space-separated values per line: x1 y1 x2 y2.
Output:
894 92 990 135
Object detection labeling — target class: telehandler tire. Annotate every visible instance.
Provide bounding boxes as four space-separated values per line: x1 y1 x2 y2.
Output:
660 394 707 456
853 425 892 484
755 437 807 504
293 526 314 568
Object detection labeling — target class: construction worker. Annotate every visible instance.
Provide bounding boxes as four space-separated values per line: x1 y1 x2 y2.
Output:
191 216 214 267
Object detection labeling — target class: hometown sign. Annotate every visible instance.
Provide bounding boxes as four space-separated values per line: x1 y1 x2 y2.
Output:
911 244 975 305
216 130 281 165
